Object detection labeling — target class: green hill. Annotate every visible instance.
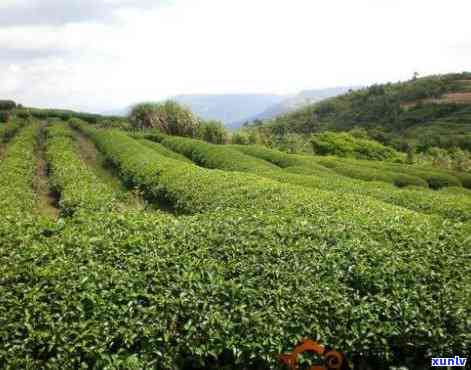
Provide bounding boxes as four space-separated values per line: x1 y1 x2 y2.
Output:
252 72 471 152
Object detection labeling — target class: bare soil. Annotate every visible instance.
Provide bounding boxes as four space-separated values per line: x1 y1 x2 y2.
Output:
34 126 61 219
401 91 471 108
441 92 471 104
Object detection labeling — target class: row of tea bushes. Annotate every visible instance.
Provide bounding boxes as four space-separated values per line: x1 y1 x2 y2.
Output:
0 123 50 246
228 144 337 177
137 138 193 164
0 123 40 215
439 186 471 196
184 142 470 191
222 144 471 222
130 128 167 143
228 144 427 187
155 137 471 222
332 157 469 189
159 137 424 190
313 157 429 188
73 121 282 214
230 144 468 190
416 165 471 189
160 136 279 173
45 124 120 216
262 169 471 222
29 108 103 124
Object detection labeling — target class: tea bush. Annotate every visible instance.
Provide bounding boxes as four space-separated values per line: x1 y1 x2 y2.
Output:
45 124 120 216
0 117 23 143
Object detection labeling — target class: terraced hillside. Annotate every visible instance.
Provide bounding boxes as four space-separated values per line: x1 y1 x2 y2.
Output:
1 118 470 369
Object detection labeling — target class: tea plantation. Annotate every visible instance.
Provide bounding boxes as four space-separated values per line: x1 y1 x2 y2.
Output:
0 118 470 370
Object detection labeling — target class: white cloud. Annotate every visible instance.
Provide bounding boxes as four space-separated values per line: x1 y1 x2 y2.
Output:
0 0 167 26
0 0 470 112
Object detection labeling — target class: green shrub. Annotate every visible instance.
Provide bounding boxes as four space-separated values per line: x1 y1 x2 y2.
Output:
229 144 300 167
198 120 229 144
129 101 200 136
231 131 251 145
0 100 16 110
272 132 309 154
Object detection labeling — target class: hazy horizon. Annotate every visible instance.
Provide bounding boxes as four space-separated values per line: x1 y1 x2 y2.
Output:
1 0 470 113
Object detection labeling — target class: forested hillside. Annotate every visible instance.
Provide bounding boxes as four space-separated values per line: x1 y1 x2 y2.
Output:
247 72 471 152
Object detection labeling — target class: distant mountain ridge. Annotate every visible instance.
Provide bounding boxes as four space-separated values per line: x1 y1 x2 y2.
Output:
230 86 359 128
172 94 286 126
104 87 358 129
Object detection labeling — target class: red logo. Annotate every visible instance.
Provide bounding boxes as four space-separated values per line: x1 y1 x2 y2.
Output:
279 339 350 370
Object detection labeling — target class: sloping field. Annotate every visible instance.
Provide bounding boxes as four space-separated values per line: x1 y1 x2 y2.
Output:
1 119 470 369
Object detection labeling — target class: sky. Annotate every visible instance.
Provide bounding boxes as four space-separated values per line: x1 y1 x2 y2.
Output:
0 0 470 113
